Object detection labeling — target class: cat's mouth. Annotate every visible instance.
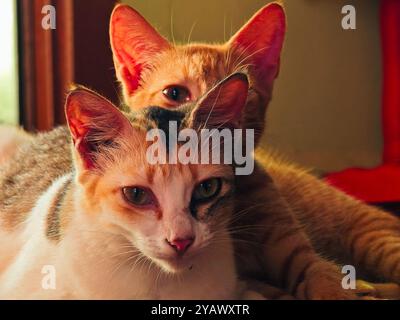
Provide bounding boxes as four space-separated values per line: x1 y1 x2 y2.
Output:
152 252 197 273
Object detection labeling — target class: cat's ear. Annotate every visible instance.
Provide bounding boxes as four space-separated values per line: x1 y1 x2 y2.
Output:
110 4 171 96
228 3 285 85
190 73 249 129
65 86 132 170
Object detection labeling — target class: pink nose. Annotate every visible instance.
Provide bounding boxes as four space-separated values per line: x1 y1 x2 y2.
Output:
167 238 194 254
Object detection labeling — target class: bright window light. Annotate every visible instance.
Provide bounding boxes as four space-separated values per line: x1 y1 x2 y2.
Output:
0 0 18 124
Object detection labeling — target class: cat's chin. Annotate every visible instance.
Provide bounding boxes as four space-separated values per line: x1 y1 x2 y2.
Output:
153 256 195 274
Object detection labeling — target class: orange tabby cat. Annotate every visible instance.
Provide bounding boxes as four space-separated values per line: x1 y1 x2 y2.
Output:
110 2 400 298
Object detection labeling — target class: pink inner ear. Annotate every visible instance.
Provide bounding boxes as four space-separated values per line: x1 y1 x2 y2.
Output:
120 55 143 94
229 3 286 83
66 108 96 169
65 89 132 170
110 4 170 95
112 30 144 95
68 117 87 144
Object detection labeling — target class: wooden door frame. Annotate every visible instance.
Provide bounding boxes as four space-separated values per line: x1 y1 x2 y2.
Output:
17 0 117 131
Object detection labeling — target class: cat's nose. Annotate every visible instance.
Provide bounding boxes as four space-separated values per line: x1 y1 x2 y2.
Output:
167 237 194 254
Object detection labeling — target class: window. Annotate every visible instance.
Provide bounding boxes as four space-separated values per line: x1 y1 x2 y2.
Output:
0 0 18 125
16 0 117 131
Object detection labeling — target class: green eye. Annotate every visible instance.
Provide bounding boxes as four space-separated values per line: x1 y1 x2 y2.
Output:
192 178 222 202
122 187 153 206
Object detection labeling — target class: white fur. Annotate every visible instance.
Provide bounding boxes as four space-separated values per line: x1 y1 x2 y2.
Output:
0 174 240 300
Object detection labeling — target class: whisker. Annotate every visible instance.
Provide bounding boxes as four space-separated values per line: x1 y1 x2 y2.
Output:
170 7 176 46
187 20 198 44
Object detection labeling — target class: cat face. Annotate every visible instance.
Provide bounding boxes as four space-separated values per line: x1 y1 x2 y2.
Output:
110 3 285 141
65 74 248 273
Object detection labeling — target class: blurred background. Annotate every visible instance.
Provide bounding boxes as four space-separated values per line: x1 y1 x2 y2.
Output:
0 0 394 194
125 0 382 176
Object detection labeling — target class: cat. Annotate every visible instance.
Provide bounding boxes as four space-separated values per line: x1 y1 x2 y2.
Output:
0 125 32 167
0 74 259 299
1 2 398 299
109 2 400 298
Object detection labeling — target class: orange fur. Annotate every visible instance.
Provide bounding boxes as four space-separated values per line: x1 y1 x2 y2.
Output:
109 3 400 299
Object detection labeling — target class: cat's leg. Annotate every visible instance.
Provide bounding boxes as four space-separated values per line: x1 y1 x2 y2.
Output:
356 280 400 299
234 164 358 300
241 279 295 300
261 154 400 286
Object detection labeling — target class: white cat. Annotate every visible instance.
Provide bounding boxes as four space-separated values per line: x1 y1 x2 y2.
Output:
0 74 258 300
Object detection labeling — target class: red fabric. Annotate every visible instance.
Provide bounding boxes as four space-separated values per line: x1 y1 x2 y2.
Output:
325 165 400 203
325 0 400 203
382 0 400 163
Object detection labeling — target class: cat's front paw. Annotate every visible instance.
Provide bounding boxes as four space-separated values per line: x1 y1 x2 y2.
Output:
356 280 400 300
296 277 358 300
295 263 358 300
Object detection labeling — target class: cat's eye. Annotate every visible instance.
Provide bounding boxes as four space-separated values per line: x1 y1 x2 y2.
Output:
192 178 222 202
162 85 191 103
122 187 154 207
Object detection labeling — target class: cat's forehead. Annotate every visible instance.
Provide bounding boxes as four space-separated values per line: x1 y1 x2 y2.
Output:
146 45 230 86
179 45 226 66
178 45 229 79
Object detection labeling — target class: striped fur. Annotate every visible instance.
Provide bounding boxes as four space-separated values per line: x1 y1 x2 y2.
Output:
45 176 73 242
0 125 32 167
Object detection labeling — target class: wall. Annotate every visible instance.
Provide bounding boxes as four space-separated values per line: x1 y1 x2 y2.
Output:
122 0 382 174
